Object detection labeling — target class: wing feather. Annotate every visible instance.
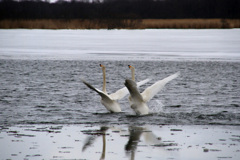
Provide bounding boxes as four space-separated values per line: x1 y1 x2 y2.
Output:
136 78 151 87
141 72 180 102
110 78 150 100
81 79 112 103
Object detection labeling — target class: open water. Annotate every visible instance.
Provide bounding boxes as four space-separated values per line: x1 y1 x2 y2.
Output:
0 59 239 126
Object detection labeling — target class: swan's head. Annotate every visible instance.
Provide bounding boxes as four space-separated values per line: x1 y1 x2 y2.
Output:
100 64 105 69
128 65 134 69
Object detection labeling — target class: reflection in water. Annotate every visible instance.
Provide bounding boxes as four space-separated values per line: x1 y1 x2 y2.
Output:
82 126 162 160
1 125 240 160
82 126 109 160
125 126 162 160
125 127 143 160
101 131 106 160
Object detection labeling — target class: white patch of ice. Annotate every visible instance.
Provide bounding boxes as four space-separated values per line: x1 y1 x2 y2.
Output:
0 29 240 61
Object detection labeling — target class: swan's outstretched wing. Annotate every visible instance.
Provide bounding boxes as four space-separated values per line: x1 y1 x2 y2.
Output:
110 78 150 100
141 71 180 102
109 87 128 100
136 78 151 87
81 79 113 103
124 79 144 102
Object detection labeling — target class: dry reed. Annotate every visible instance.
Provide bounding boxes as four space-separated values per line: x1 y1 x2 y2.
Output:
0 19 239 29
141 19 240 29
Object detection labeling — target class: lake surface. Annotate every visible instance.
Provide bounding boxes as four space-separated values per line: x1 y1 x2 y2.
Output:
0 59 240 126
1 125 240 160
0 29 240 160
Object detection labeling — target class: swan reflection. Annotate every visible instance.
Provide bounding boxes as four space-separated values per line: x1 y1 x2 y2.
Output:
82 126 108 160
81 126 162 160
125 126 143 160
125 126 162 160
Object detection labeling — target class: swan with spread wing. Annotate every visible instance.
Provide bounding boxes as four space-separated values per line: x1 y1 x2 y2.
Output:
81 64 150 113
126 66 180 115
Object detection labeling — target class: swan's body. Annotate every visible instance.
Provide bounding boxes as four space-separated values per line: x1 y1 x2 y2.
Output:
125 71 180 115
82 64 150 113
128 65 149 114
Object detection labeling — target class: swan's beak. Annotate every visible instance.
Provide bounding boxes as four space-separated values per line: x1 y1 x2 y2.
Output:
100 64 105 68
128 65 131 69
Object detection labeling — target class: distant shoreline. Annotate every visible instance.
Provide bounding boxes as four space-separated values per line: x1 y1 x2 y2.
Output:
0 19 240 29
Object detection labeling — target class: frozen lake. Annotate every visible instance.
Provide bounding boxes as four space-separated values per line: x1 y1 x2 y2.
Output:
0 29 240 60
0 29 240 160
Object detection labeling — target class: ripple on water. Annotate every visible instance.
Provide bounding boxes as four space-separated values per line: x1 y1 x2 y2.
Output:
0 59 239 126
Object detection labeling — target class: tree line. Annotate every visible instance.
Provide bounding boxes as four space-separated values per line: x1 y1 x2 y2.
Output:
0 0 239 20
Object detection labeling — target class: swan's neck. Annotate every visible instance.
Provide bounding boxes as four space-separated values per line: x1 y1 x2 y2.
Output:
102 67 107 93
131 67 135 81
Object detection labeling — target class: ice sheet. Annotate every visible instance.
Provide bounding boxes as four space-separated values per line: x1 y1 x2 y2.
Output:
0 29 240 61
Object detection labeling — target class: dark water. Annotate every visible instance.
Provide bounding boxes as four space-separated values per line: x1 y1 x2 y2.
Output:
0 59 240 126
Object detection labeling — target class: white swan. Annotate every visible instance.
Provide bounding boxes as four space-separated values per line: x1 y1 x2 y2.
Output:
81 64 150 113
125 71 180 115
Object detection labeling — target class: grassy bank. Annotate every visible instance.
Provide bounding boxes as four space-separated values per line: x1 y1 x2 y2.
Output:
0 19 240 29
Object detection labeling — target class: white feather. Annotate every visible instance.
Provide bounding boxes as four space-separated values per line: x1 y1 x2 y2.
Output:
142 71 180 102
125 71 180 115
110 78 151 100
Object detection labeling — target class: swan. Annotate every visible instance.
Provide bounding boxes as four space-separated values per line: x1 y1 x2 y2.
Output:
81 64 150 113
124 71 180 115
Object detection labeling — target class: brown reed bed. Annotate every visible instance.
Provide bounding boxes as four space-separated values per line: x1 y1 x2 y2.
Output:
141 19 240 29
0 19 239 29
